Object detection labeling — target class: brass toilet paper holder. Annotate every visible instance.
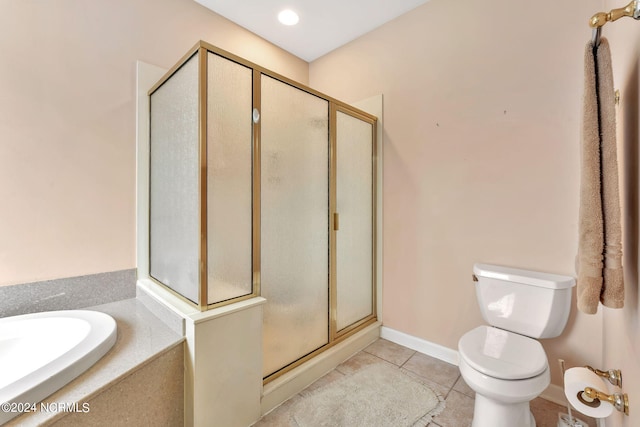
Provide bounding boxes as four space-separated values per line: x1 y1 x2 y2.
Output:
578 386 629 416
579 366 629 416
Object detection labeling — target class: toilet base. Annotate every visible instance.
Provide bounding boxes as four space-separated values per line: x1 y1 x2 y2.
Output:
471 394 536 427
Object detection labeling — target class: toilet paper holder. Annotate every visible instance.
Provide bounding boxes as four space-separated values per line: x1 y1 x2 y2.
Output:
577 386 629 416
584 365 623 387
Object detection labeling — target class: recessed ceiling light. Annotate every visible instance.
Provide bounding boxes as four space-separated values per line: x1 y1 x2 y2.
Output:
278 9 299 26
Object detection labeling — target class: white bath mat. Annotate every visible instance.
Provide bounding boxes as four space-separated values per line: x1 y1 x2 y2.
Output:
291 363 445 427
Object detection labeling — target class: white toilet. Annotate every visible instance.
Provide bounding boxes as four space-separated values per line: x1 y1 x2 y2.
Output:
458 263 575 427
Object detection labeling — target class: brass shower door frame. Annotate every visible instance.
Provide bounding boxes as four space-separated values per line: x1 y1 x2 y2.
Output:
330 104 378 343
148 41 378 381
148 44 261 310
264 89 378 383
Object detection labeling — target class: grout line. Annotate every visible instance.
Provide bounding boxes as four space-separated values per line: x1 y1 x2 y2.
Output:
350 350 399 367
362 339 418 368
398 350 417 369
443 378 456 400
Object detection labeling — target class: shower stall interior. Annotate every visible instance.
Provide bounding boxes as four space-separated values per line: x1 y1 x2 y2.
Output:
147 41 377 381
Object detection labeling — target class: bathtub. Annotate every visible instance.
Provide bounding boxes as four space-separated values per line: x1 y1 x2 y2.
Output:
0 310 117 424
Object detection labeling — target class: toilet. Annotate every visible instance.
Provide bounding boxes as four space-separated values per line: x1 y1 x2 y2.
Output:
458 263 575 427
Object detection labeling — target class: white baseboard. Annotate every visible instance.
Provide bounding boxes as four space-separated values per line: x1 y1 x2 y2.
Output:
380 326 459 365
540 383 569 406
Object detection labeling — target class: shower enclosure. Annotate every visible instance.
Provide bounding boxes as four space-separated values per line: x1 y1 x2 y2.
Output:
148 41 377 380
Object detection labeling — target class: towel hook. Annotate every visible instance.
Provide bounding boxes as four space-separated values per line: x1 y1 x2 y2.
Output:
591 27 602 47
590 0 640 46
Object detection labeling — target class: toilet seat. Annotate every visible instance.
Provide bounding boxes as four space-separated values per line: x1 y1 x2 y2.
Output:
458 326 547 380
458 355 550 405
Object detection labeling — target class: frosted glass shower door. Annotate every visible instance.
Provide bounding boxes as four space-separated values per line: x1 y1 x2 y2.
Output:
206 53 253 305
149 53 200 303
261 75 330 378
335 110 375 332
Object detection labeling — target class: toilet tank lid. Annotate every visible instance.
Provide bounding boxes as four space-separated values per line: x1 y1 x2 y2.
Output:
473 263 575 289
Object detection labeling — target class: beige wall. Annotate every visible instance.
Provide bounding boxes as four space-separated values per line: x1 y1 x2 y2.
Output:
602 0 640 424
310 0 631 396
0 0 308 286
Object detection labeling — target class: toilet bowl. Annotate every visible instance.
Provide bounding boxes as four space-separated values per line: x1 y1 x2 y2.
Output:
458 326 551 427
459 264 575 427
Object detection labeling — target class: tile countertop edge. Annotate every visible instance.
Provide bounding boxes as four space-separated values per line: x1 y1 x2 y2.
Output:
6 298 185 427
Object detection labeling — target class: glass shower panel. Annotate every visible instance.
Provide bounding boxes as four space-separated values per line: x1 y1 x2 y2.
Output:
206 53 253 305
335 111 374 331
261 75 329 378
149 53 200 303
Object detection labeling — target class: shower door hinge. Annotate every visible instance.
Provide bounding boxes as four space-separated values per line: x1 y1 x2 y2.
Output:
333 213 339 231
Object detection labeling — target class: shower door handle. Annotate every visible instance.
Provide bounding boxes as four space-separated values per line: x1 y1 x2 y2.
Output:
333 213 339 231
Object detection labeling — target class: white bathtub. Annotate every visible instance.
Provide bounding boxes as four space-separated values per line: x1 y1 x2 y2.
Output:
0 310 117 424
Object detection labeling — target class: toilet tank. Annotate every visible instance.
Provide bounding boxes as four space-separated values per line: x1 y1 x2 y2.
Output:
473 263 576 339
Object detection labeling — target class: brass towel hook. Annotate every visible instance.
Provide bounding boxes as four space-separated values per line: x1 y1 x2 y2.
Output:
590 0 640 46
590 0 640 28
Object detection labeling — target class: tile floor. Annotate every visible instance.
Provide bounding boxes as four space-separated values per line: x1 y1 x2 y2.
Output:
254 338 597 427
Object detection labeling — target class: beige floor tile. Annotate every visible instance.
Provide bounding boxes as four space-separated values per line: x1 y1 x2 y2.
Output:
452 375 474 398
363 338 416 366
402 352 460 389
432 390 474 427
335 349 394 375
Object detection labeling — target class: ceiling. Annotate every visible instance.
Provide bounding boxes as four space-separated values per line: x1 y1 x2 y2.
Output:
194 0 430 62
